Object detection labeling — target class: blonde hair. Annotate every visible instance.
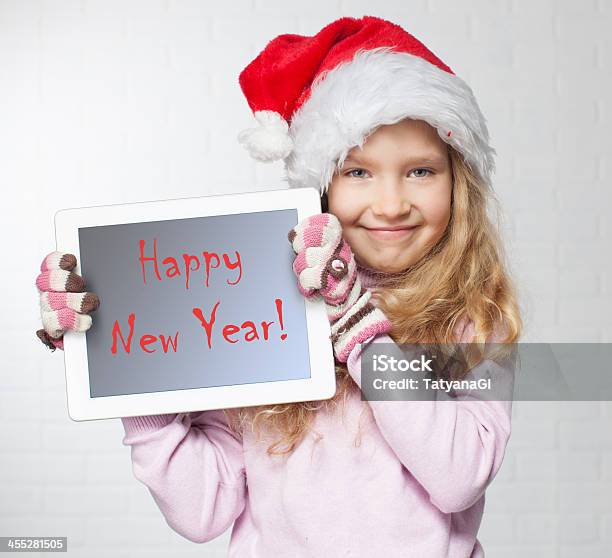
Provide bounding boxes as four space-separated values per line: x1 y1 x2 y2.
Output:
223 145 523 455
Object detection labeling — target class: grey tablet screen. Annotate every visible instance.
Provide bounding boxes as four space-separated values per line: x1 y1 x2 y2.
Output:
78 209 311 398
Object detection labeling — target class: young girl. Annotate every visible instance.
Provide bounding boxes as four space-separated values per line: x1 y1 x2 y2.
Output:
35 16 522 557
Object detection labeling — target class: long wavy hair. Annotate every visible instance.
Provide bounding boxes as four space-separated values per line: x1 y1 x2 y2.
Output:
223 144 523 455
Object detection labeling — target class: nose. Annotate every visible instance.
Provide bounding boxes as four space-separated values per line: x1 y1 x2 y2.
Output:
370 177 412 220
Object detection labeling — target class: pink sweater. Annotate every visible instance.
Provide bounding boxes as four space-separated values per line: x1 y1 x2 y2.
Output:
121 267 512 557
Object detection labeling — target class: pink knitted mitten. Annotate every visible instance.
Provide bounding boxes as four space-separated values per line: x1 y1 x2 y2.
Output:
288 213 392 363
35 252 100 351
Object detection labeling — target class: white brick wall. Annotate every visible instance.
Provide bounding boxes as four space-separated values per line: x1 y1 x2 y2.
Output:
1 0 610 555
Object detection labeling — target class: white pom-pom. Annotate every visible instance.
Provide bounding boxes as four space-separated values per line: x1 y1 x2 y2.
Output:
237 110 294 162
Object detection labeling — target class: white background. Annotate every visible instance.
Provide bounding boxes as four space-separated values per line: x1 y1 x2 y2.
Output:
1 1 611 556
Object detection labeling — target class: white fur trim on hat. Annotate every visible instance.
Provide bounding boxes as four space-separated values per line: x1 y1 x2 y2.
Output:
284 47 496 194
237 110 294 162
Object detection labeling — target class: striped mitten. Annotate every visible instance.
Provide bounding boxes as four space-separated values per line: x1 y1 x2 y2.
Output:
288 213 392 363
35 252 100 351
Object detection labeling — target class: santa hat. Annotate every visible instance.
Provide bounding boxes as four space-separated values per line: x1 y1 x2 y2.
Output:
237 15 496 195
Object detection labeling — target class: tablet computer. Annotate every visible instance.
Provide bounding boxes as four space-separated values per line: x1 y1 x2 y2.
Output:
54 187 336 421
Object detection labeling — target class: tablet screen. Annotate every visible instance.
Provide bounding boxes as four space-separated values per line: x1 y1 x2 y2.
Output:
78 208 311 398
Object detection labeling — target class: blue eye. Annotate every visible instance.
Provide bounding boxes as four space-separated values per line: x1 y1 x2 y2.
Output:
345 168 368 178
411 168 432 178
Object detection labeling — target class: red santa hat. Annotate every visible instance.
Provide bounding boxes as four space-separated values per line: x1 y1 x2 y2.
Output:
237 15 496 195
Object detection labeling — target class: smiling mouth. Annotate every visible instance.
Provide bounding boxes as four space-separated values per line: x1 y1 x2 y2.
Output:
364 226 419 240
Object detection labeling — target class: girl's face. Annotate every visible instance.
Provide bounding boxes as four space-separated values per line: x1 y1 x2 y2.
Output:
327 118 453 273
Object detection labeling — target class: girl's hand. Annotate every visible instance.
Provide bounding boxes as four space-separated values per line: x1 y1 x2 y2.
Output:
286 213 355 301
35 252 100 352
288 214 392 363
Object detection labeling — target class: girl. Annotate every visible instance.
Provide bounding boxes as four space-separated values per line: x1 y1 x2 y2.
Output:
35 16 522 557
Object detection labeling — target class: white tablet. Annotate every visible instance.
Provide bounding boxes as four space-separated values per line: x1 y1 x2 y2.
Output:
55 187 336 421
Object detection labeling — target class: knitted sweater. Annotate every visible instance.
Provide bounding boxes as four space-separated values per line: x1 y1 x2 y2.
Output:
121 265 512 557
